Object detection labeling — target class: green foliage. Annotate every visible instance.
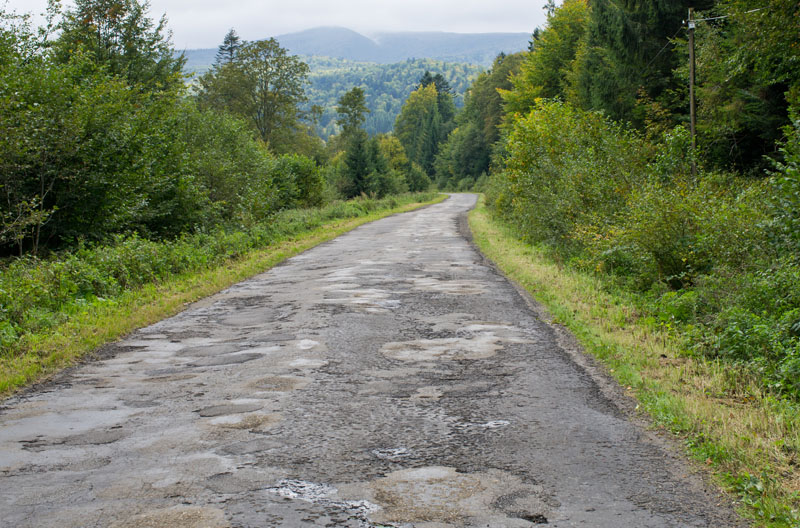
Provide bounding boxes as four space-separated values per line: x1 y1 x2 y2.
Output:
404 163 432 193
0 9 333 255
436 52 524 188
216 28 241 65
395 83 448 174
502 0 588 114
303 57 481 138
691 2 796 173
419 70 456 124
273 154 325 209
569 0 701 124
54 0 185 91
769 102 800 255
491 98 800 398
434 122 488 189
490 100 649 250
336 87 369 138
0 41 208 249
196 37 313 154
340 130 373 198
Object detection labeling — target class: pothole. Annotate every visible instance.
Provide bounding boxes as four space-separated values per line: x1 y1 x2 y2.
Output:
408 276 487 295
381 323 532 362
289 358 328 369
248 376 310 392
209 413 282 431
63 429 126 446
410 386 444 401
196 402 263 417
338 466 549 527
189 352 264 367
320 286 400 313
456 420 511 430
265 480 380 525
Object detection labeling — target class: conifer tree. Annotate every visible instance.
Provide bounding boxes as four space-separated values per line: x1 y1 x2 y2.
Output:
216 28 241 65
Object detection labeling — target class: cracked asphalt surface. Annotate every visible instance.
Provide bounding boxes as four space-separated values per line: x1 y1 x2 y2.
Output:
0 194 743 527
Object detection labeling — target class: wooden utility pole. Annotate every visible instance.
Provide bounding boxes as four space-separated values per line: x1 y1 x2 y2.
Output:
688 7 697 176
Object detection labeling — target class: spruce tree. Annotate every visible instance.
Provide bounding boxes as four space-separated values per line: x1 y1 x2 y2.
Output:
342 130 371 198
216 29 241 65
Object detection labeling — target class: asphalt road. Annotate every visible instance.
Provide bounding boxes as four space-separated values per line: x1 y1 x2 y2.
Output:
0 194 743 527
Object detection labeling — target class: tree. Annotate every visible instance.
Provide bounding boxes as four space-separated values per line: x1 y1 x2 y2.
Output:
420 70 456 125
341 130 372 198
502 0 588 115
216 28 240 65
336 87 369 138
569 0 713 124
436 52 523 188
395 83 445 174
55 0 185 90
692 0 800 172
197 38 311 152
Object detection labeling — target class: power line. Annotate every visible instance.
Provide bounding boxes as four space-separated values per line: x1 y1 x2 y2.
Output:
644 6 770 87
693 7 768 23
645 25 684 70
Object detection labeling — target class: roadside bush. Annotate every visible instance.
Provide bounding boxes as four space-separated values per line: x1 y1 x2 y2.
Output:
370 169 408 199
272 154 326 209
491 100 649 252
768 101 800 258
405 162 432 192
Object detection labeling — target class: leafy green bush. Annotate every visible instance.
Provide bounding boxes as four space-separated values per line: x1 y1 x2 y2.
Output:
768 102 800 257
490 100 650 252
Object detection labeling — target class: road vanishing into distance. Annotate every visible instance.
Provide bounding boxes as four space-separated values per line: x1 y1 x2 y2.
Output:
0 194 743 527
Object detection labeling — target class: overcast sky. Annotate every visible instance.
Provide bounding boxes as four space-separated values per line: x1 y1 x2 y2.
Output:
4 0 549 49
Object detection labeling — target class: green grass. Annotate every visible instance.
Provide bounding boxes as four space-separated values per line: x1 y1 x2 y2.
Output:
469 195 799 527
0 193 446 396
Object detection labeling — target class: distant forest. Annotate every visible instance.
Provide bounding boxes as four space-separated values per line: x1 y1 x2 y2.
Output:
183 50 482 138
307 58 481 137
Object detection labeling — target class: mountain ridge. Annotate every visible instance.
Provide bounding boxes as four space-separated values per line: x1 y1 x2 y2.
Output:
181 26 530 71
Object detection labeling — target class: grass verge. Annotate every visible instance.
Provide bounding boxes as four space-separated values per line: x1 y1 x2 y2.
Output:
0 193 446 397
469 195 799 527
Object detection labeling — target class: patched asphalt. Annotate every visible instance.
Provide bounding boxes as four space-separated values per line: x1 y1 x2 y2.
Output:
0 194 744 527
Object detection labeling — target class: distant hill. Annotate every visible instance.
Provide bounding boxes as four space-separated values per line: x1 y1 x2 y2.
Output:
274 27 383 63
276 27 531 66
180 27 530 75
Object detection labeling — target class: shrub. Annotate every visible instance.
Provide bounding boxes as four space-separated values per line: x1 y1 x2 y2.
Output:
491 100 650 252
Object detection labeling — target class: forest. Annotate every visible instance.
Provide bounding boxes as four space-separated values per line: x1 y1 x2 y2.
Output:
305 57 481 138
182 50 483 138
